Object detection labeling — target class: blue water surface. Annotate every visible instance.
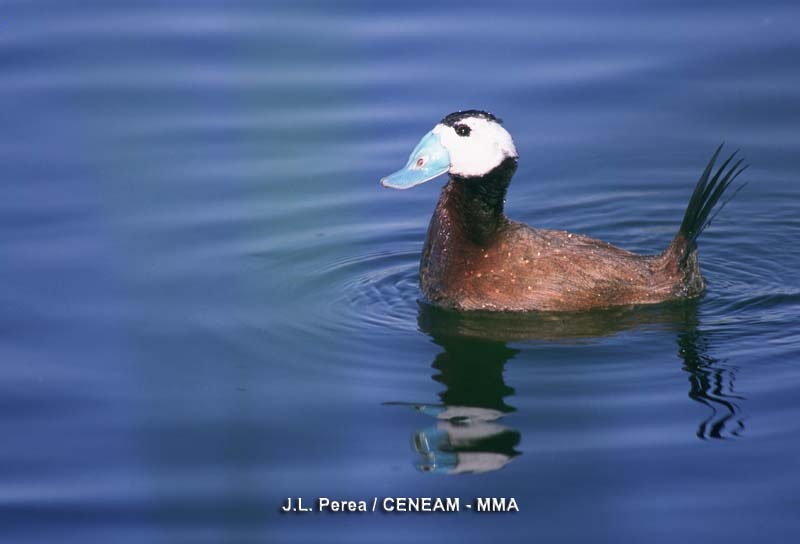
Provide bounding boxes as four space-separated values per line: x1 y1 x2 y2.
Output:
2 0 800 542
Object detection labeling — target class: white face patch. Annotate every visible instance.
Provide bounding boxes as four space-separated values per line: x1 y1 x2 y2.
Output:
432 117 518 177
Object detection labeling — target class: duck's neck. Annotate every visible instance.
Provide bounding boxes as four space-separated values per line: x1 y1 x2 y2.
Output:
443 157 518 246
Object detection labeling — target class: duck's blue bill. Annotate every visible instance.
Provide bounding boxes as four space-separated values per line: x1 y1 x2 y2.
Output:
380 131 450 190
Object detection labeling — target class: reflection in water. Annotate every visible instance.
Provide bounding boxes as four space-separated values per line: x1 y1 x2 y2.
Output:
677 313 746 439
387 338 521 474
389 300 745 474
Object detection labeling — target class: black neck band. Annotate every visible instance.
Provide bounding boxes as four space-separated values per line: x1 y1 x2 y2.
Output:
447 157 518 245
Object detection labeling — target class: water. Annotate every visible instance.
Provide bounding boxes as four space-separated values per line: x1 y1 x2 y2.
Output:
2 0 800 542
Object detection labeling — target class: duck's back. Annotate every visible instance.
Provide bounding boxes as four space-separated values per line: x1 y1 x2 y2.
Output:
421 219 699 312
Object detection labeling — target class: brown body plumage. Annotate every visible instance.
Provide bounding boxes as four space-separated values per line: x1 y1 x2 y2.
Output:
420 150 744 312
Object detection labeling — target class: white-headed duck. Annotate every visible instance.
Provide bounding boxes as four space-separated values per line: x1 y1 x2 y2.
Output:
381 110 746 312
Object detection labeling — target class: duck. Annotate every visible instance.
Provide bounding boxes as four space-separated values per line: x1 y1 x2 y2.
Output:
380 110 747 312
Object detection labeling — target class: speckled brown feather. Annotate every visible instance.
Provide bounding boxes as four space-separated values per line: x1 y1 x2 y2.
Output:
419 157 717 312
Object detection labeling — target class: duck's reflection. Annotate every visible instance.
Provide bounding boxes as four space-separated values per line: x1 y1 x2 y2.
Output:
677 312 745 439
387 337 521 474
389 300 745 474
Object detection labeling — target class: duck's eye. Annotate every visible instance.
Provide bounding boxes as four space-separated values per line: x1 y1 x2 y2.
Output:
454 124 471 137
416 157 425 167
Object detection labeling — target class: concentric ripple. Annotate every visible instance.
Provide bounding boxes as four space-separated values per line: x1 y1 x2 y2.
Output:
267 224 426 346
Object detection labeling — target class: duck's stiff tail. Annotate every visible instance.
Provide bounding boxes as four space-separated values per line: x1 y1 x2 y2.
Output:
664 144 748 294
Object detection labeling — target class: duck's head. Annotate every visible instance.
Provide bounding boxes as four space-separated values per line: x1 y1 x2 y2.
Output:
380 110 518 190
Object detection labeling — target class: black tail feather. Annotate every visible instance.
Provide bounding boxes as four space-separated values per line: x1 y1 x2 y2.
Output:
679 144 748 250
